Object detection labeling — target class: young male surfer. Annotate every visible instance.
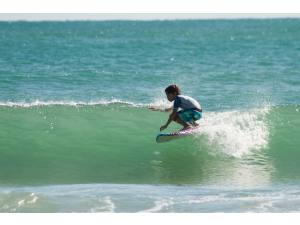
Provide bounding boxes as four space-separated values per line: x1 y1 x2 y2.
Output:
159 84 202 131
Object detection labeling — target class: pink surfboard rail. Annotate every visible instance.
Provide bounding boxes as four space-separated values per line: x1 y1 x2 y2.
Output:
156 127 201 143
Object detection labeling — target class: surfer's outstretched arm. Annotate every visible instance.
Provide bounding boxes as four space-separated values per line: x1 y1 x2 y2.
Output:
160 109 176 131
148 106 172 112
164 107 172 112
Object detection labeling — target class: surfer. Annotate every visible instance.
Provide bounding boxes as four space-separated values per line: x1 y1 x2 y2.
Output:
159 84 202 131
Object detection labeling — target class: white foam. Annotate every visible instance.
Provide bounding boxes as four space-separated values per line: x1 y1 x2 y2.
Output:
139 198 174 213
0 98 173 110
17 199 25 207
27 193 39 204
90 196 116 213
198 107 270 157
0 99 144 108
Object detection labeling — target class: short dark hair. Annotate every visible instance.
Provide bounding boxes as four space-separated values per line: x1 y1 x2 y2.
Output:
165 84 181 95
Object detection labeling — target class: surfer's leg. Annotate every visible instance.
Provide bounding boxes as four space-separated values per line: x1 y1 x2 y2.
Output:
192 120 200 127
191 110 201 127
173 113 192 129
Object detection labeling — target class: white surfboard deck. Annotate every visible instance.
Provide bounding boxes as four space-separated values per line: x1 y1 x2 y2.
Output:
156 127 201 143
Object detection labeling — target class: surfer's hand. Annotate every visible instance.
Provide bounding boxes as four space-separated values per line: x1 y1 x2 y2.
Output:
149 106 159 111
149 106 172 112
160 125 167 131
149 107 167 112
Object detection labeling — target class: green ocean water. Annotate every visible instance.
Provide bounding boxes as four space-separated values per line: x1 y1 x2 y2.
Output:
0 19 300 212
0 104 299 186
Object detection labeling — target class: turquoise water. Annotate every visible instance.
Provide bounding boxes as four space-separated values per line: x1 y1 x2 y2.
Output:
0 19 300 212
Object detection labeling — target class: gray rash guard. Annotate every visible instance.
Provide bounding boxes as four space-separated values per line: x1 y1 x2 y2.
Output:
173 95 201 111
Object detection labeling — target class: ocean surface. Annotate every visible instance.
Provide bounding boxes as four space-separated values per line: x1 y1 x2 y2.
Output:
0 19 300 212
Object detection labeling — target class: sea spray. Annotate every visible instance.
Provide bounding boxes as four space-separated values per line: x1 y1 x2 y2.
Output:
199 107 270 157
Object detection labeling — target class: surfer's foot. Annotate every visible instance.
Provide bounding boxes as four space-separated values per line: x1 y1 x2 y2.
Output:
180 125 193 131
193 122 200 127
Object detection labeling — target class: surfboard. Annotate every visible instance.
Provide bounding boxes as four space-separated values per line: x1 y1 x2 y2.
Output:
156 126 201 143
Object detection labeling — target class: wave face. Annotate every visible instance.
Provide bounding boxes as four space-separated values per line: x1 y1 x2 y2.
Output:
1 103 299 186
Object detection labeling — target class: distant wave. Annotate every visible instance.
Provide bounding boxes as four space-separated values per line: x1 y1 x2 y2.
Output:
0 99 144 107
0 98 172 109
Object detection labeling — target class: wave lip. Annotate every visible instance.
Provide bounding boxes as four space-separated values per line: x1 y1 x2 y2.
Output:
0 99 146 108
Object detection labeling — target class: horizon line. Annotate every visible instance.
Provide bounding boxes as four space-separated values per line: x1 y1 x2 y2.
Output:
0 13 300 22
